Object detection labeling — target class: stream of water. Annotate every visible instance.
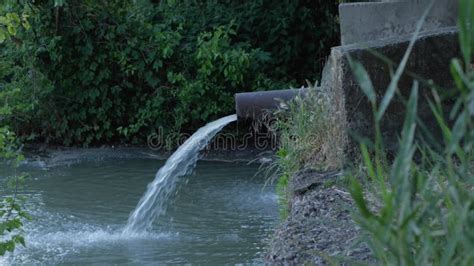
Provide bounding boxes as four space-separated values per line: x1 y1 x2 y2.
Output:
124 114 237 233
1 158 278 264
1 115 278 264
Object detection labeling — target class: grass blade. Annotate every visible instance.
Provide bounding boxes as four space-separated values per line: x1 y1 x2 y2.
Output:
376 0 434 121
348 57 376 105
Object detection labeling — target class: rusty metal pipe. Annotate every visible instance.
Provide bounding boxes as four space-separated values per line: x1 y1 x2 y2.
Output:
234 89 306 120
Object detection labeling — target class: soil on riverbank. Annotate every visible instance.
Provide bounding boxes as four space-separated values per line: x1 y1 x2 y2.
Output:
265 169 372 264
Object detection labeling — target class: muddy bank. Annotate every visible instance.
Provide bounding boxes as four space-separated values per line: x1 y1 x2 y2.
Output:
265 169 372 264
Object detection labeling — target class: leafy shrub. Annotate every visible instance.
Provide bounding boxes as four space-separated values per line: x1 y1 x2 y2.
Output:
0 0 340 147
0 127 29 256
0 8 30 252
348 0 474 264
157 0 340 83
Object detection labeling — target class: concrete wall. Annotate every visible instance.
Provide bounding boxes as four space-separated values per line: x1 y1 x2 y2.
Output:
339 0 458 46
323 27 460 150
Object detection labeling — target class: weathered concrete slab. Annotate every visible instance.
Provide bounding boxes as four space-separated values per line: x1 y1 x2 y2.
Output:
322 27 460 150
339 0 458 45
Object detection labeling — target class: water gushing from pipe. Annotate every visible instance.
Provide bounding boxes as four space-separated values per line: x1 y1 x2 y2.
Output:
123 114 237 233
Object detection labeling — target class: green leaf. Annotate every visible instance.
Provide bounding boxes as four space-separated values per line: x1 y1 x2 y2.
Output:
349 58 376 104
377 0 434 121
360 144 376 180
428 99 452 145
8 13 21 25
0 244 6 256
349 177 373 219
6 241 15 252
0 28 7 43
450 59 468 94
448 111 467 155
21 13 30 30
0 16 7 25
7 24 16 36
458 0 474 65
390 81 418 184
14 235 26 247
0 223 5 235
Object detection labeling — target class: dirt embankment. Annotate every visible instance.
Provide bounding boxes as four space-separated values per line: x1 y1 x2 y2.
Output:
265 169 372 265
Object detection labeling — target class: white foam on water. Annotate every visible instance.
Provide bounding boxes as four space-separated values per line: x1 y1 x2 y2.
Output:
123 114 237 233
2 222 176 265
1 202 177 265
29 228 172 246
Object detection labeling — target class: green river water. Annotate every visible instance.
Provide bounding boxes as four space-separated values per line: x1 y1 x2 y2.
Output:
1 157 278 264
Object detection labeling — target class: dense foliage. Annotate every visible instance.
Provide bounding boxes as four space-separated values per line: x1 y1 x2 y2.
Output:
1 1 31 255
0 0 340 255
0 0 340 146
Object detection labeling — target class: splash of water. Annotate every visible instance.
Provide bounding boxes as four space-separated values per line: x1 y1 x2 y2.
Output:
123 114 237 233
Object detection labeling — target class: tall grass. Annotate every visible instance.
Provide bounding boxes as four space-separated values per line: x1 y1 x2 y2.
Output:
275 84 346 172
348 0 474 264
269 81 347 218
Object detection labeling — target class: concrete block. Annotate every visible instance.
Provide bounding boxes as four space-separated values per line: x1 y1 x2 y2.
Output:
339 0 458 45
321 28 460 150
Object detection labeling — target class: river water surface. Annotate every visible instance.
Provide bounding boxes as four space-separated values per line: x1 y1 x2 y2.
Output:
1 157 278 264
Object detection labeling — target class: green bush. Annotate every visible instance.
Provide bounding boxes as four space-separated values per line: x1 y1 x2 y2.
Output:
0 0 340 146
348 0 474 264
0 6 30 252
